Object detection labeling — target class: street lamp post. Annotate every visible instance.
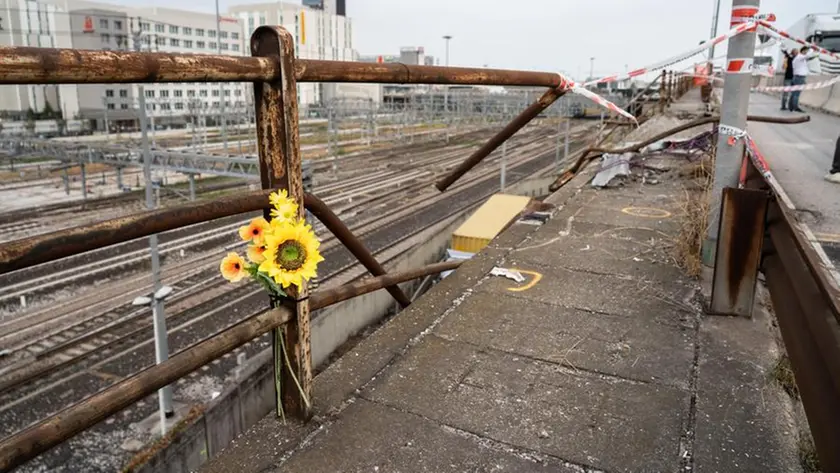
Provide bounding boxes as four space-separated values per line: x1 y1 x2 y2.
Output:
709 0 723 60
132 24 174 433
589 57 595 83
215 0 228 152
132 285 176 435
443 35 452 112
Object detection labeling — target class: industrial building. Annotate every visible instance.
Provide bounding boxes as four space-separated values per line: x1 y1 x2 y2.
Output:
229 0 380 108
0 0 376 128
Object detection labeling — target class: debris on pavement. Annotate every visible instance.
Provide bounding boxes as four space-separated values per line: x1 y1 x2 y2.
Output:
489 267 525 283
592 153 632 187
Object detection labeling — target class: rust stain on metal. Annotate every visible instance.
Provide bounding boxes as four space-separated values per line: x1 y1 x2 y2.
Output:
710 187 767 316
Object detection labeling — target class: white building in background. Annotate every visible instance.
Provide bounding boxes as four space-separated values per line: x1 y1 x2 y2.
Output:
229 1 380 109
0 0 249 128
0 0 374 126
0 0 64 117
44 0 249 130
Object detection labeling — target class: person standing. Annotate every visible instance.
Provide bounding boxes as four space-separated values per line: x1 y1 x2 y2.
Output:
789 46 819 112
780 48 796 110
826 135 840 183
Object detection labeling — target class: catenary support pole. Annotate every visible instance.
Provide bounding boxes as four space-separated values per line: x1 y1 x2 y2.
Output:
133 25 174 432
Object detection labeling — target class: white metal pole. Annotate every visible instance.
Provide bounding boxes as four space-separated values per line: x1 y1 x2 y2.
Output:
564 116 571 162
134 26 174 432
703 0 760 265
443 35 452 113
500 141 507 191
708 0 723 60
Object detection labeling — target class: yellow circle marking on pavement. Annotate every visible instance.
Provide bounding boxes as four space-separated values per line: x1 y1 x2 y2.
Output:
506 269 543 292
621 207 672 219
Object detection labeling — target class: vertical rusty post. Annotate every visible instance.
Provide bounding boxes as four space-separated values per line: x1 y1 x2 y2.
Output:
710 187 767 316
667 71 674 105
658 70 667 112
251 25 312 420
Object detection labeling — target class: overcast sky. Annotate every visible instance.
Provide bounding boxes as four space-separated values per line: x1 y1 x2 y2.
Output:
126 0 837 78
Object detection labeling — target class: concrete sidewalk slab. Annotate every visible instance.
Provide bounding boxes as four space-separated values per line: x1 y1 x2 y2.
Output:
435 292 694 388
281 399 580 472
364 336 687 473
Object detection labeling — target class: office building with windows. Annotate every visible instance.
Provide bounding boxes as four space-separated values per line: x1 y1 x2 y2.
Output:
46 0 249 129
0 0 374 126
0 0 65 117
229 1 380 107
0 0 249 129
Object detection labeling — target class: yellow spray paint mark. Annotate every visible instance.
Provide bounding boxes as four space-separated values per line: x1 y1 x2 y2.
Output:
507 268 543 292
621 207 672 219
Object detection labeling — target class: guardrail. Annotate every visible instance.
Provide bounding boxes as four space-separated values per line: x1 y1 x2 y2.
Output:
0 26 687 472
709 138 840 472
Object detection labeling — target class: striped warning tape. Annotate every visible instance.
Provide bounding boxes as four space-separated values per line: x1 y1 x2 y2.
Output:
567 84 638 123
753 73 840 92
757 20 840 62
583 20 757 87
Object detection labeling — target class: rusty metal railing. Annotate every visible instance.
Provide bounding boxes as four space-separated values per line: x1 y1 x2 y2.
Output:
0 25 584 471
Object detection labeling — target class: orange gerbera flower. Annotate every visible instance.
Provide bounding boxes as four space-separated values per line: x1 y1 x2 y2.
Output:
238 217 270 242
220 252 247 282
247 243 267 264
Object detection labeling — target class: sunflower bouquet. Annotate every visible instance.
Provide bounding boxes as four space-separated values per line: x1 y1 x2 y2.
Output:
220 190 323 298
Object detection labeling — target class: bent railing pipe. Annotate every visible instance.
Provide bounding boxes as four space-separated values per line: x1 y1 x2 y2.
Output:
303 193 411 308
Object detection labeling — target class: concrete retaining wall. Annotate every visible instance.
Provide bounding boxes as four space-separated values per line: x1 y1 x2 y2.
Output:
760 74 840 114
133 175 555 473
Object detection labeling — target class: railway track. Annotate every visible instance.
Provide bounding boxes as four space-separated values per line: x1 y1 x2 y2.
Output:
0 121 597 462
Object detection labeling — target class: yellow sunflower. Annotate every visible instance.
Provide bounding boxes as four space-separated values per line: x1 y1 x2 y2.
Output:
269 189 299 222
246 243 267 264
238 217 270 243
258 219 323 288
220 252 247 282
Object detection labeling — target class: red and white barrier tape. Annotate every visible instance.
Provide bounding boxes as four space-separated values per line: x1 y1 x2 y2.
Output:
567 85 638 123
583 21 757 87
757 20 840 61
753 74 840 92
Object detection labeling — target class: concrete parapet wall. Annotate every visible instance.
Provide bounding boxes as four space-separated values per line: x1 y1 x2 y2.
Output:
760 74 840 114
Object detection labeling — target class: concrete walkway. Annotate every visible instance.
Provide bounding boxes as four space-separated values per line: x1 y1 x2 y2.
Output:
201 100 802 473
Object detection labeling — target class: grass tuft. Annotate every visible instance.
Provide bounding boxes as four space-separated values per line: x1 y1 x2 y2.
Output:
673 156 712 278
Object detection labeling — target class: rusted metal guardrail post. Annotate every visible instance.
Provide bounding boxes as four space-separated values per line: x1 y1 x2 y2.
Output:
658 70 666 112
251 25 312 420
709 184 767 316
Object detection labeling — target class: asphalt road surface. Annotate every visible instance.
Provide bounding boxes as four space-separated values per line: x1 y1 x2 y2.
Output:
748 92 840 264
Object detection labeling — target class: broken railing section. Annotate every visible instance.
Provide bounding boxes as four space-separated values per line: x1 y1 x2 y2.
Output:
0 261 462 473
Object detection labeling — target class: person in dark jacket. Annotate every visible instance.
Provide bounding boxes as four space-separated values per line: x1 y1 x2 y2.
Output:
781 48 796 110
